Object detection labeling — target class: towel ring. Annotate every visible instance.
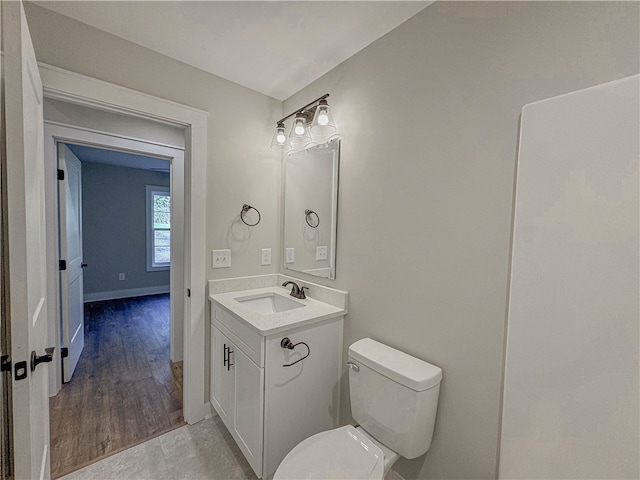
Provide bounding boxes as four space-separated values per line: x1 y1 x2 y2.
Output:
281 337 311 367
305 209 320 228
241 204 261 226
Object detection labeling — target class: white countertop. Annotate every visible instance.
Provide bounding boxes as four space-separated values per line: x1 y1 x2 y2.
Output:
209 285 346 336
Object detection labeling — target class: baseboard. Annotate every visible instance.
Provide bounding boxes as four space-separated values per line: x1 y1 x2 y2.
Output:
84 285 170 303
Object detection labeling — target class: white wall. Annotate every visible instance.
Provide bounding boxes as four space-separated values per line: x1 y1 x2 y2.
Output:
500 75 639 479
283 2 639 478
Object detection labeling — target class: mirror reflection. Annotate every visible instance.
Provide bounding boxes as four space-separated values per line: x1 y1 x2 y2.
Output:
283 138 340 279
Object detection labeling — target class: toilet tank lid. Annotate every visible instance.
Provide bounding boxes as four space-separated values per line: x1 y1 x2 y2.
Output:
349 338 442 391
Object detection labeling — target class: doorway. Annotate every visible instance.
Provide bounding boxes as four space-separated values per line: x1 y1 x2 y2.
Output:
45 124 187 476
40 64 209 427
44 123 186 395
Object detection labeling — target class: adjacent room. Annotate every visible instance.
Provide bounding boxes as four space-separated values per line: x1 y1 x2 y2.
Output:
49 142 184 477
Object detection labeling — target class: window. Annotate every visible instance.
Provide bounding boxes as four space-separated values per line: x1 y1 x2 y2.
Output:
146 185 170 271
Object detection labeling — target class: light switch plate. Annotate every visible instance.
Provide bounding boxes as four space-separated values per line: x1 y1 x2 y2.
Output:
212 249 231 268
261 248 272 266
286 248 295 264
316 246 328 261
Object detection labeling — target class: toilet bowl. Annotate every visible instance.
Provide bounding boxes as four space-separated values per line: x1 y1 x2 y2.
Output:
273 338 442 480
273 425 398 480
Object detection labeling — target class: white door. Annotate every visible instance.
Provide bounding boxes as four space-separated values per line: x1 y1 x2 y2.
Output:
58 145 84 383
2 1 52 479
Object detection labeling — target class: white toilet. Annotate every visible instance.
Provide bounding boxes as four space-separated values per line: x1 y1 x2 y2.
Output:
274 338 442 480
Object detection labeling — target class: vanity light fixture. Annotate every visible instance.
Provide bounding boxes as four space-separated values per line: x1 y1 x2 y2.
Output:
270 93 337 151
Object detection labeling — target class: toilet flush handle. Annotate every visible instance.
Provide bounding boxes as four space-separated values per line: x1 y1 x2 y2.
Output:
347 362 359 372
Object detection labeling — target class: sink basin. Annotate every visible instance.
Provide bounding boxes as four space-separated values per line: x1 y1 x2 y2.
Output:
234 292 305 315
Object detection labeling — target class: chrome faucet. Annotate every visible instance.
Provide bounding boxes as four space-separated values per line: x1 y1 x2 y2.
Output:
282 281 308 300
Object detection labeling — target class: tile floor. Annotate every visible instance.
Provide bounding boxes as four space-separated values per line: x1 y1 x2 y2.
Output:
59 416 258 480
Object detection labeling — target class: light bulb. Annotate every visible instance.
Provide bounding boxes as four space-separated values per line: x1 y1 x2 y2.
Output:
311 98 336 135
289 113 311 146
317 112 329 126
271 122 291 149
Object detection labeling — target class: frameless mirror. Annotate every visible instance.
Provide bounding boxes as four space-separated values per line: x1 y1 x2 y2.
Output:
283 138 340 279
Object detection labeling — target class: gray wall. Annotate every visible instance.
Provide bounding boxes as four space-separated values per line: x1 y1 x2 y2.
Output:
283 2 639 479
82 162 170 296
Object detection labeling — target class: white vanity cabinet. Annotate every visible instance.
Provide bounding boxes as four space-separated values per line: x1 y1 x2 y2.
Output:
212 325 265 470
210 302 343 479
211 309 265 476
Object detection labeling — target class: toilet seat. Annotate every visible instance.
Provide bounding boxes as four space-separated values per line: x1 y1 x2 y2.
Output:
273 426 385 480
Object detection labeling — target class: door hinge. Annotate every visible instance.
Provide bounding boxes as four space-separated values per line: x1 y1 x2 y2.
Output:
57 169 65 180
0 355 11 373
59 259 67 271
61 347 68 359
14 361 27 381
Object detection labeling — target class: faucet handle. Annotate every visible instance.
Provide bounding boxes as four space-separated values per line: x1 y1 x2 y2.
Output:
300 286 309 299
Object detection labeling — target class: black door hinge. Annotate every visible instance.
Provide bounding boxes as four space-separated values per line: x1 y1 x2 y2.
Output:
0 355 11 373
59 260 67 271
14 361 27 381
61 347 68 358
57 169 65 180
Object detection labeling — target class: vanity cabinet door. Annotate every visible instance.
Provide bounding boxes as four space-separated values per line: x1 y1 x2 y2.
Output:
211 326 234 429
233 347 264 477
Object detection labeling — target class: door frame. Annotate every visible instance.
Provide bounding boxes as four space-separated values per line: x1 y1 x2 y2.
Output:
39 62 208 424
45 123 186 393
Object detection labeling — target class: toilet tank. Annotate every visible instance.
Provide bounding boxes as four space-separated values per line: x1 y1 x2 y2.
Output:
348 338 442 459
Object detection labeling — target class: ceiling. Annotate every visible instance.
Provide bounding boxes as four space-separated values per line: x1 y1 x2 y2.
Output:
67 144 170 172
33 1 433 100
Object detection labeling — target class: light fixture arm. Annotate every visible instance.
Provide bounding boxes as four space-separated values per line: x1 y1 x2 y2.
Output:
276 93 329 125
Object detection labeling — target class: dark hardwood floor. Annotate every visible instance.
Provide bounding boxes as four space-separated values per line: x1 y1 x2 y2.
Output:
49 294 185 478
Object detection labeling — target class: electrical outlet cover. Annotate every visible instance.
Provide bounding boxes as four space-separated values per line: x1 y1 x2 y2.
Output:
316 246 328 261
